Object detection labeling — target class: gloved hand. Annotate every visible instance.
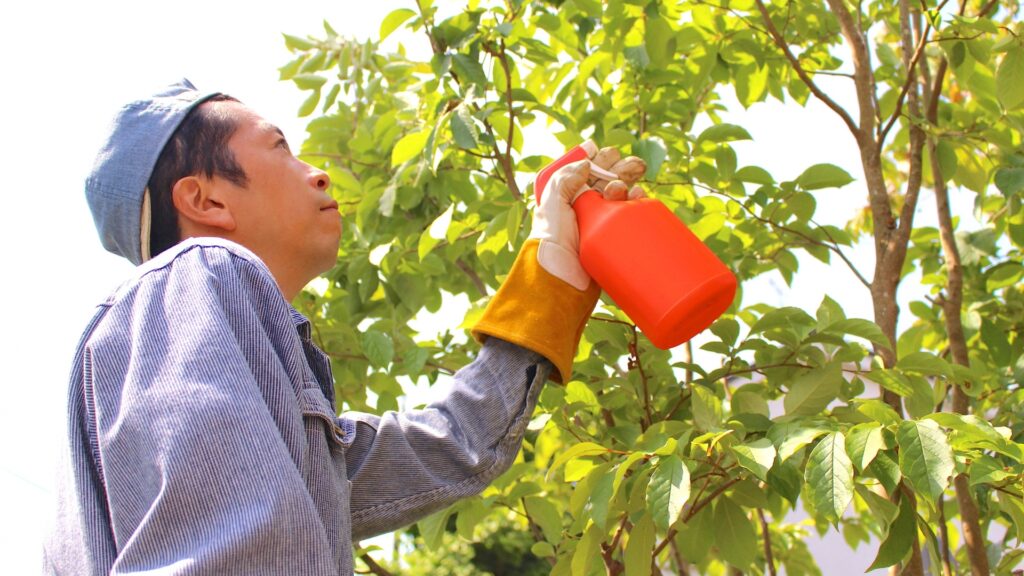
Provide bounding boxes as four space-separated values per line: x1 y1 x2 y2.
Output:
472 141 648 383
528 141 647 290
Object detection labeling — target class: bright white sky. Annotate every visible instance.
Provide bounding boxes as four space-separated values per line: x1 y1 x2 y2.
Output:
0 0 974 573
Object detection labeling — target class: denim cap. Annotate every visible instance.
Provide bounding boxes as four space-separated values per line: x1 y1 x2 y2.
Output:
85 79 223 265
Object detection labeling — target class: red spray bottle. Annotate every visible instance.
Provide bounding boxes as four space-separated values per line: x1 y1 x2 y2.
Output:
535 142 738 349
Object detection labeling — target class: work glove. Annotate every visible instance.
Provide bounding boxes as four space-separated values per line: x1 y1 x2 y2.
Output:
472 141 647 383
529 141 647 290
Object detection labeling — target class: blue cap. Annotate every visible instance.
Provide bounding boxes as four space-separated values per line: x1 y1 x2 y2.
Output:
85 79 222 265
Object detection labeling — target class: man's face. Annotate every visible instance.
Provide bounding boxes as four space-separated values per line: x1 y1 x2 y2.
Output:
208 101 340 290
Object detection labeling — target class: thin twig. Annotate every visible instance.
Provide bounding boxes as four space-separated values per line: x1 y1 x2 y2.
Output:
653 476 744 556
877 20 933 147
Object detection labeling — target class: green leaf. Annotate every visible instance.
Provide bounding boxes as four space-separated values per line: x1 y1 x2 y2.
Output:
675 502 715 561
455 498 489 539
846 423 884 472
750 306 815 336
361 330 394 368
969 454 1016 487
450 104 481 149
380 8 416 40
998 492 1024 542
856 399 902 426
633 138 667 179
805 432 854 525
566 380 599 407
697 123 752 144
866 495 917 571
524 496 562 543
548 442 609 479
691 384 723 431
713 497 757 569
768 420 830 462
624 515 656 576
735 165 774 185
531 541 556 558
297 88 321 118
391 129 430 167
823 318 889 347
571 523 602 576
796 163 855 190
997 46 1024 111
767 459 803 504
646 455 691 531
612 451 648 496
869 368 913 397
731 438 776 481
418 506 454 550
784 362 843 417
292 73 327 90
867 451 903 494
897 420 955 506
897 351 953 378
282 33 316 51
452 53 488 86
418 204 454 260
624 44 651 69
995 167 1024 197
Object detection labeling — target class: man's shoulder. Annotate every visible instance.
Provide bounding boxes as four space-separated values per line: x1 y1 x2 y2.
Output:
109 238 276 300
144 237 269 277
86 238 290 348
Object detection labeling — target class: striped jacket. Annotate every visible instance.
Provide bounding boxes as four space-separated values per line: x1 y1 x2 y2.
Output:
45 238 550 575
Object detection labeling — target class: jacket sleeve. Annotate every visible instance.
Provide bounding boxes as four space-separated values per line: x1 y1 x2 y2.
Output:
83 247 339 575
343 337 550 540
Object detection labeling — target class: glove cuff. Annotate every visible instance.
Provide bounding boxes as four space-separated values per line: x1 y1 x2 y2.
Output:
472 239 600 383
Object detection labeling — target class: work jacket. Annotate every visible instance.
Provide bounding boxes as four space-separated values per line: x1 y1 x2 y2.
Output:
45 238 549 575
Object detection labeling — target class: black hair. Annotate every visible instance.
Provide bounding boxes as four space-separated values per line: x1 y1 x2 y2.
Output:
147 94 248 258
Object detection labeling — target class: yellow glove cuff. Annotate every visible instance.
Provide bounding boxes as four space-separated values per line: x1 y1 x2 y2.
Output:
472 239 600 383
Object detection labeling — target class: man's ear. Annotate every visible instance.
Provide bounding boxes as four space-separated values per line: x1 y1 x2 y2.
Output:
171 176 237 232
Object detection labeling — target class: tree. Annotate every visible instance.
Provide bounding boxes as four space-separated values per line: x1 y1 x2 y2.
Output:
281 0 1024 573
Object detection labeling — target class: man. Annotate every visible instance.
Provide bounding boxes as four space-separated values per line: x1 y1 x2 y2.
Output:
46 80 644 575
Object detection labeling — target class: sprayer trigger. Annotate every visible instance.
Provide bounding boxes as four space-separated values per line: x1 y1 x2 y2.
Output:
588 162 620 182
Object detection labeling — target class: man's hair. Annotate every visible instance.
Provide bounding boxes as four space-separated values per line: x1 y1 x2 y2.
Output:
147 94 249 257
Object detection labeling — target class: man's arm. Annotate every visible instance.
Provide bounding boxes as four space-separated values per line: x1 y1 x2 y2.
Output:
342 337 548 540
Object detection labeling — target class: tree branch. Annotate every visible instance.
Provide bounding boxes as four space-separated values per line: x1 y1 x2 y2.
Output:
759 508 777 576
823 0 880 146
358 553 396 576
753 0 860 138
455 257 488 297
416 0 522 201
667 181 872 288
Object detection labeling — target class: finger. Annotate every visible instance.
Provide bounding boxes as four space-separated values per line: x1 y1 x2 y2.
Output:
592 179 608 192
602 180 628 201
593 147 621 171
609 156 647 186
627 185 647 200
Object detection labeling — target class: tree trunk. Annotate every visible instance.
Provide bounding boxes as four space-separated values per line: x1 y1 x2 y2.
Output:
931 137 992 576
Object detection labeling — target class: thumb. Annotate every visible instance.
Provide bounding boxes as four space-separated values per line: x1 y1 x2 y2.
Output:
548 159 591 203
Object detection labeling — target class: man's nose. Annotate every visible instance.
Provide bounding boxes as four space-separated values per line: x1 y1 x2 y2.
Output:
308 166 331 191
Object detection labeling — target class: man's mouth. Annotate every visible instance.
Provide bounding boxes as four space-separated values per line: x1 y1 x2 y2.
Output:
320 201 339 211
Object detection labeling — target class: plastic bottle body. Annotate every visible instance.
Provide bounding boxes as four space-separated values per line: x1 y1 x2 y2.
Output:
535 144 738 349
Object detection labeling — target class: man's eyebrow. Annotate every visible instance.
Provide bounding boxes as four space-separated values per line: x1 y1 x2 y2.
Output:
266 125 290 147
